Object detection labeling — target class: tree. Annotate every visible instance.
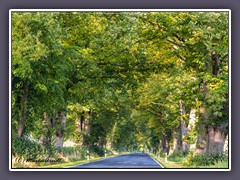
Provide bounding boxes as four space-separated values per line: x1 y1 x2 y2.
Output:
12 12 229 164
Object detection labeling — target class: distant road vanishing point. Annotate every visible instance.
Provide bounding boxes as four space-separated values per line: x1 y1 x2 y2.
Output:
68 153 164 169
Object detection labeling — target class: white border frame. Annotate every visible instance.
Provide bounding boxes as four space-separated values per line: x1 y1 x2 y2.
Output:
9 9 231 172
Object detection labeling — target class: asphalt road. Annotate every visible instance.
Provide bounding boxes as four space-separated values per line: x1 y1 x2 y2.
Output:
69 153 163 169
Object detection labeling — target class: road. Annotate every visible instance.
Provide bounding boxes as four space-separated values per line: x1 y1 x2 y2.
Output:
69 153 163 169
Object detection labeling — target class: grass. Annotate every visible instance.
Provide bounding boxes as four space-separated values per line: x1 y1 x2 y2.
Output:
13 151 228 169
12 153 119 168
39 154 118 168
188 161 228 168
149 154 182 168
149 153 229 169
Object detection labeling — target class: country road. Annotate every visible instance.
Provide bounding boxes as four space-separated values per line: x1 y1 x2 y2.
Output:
68 153 163 169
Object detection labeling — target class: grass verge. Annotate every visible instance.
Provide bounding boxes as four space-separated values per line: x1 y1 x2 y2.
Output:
149 154 228 169
41 154 118 168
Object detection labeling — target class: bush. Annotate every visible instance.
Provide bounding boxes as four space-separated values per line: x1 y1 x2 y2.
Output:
192 153 214 166
155 150 168 158
183 151 228 167
89 145 105 157
12 137 43 159
105 148 114 155
209 152 228 163
63 146 87 161
159 151 166 158
168 151 186 162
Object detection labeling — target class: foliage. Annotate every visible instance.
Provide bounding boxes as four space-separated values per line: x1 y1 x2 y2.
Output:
183 152 228 167
168 151 186 162
12 136 45 159
89 145 105 157
11 11 229 168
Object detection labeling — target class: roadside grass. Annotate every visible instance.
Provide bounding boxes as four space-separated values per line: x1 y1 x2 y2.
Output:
12 153 120 168
149 154 182 168
150 154 228 169
41 154 118 168
188 161 228 168
12 145 123 168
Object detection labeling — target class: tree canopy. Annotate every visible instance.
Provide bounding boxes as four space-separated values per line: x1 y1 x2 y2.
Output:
11 11 229 168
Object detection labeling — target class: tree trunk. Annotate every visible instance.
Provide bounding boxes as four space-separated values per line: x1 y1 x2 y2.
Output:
188 108 196 130
110 140 114 149
224 134 228 153
80 111 85 131
166 140 171 155
179 100 188 151
206 125 227 154
175 100 191 153
160 135 167 151
17 80 29 137
85 110 92 135
183 108 196 151
204 54 227 154
172 126 183 153
212 54 220 76
172 133 178 152
76 111 85 146
55 112 66 151
195 54 227 154
195 79 209 154
40 112 54 147
195 106 207 154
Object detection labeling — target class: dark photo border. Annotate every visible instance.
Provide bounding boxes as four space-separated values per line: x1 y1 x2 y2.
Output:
1 0 239 180
8 9 231 172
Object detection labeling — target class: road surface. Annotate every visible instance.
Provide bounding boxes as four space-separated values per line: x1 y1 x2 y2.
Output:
69 153 163 169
